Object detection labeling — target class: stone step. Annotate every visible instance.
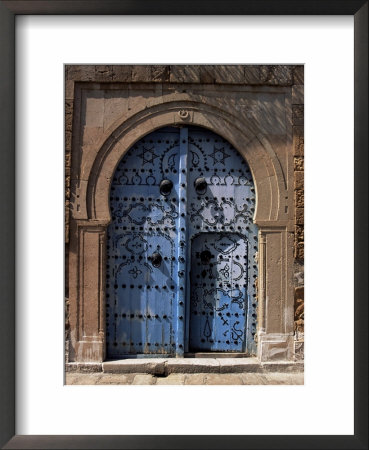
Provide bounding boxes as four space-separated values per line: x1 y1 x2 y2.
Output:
66 358 304 375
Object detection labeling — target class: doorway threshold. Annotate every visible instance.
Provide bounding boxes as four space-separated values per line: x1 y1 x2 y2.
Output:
184 352 250 358
66 358 303 375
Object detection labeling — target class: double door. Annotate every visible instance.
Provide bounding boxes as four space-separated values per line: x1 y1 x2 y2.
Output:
106 126 258 357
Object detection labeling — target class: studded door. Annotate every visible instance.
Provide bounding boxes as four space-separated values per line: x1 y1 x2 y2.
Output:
106 127 182 358
106 126 258 358
186 127 258 353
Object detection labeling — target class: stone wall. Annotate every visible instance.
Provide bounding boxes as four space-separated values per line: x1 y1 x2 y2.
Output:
292 67 304 360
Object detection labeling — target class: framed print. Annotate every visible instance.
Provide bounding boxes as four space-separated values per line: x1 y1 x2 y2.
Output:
0 1 367 449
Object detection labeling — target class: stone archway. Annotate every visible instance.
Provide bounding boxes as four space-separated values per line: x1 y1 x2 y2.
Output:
85 102 286 223
68 99 295 363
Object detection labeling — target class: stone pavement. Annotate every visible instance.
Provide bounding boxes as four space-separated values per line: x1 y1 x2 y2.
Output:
66 372 304 385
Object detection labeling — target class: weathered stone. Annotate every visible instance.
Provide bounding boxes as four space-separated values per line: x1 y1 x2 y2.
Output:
65 362 103 373
295 286 304 299
81 126 104 146
294 318 304 332
260 65 293 85
65 115 73 133
295 330 304 341
155 374 185 385
240 373 268 385
169 65 201 83
112 65 132 82
293 134 304 156
200 65 244 84
65 64 303 85
292 105 304 125
67 65 95 81
184 373 206 385
65 176 70 189
295 225 304 243
294 267 304 287
65 131 72 152
294 171 304 190
95 65 113 81
205 374 243 385
83 92 105 127
65 371 303 385
293 65 304 85
293 258 304 287
292 85 304 105
263 372 304 385
244 66 263 84
65 152 71 169
65 80 75 100
95 374 130 384
200 65 220 83
65 99 73 115
260 361 304 373
295 302 304 320
65 224 69 243
293 126 304 156
295 189 304 208
65 207 70 230
294 156 304 171
103 359 166 375
295 242 304 260
65 373 101 385
293 125 304 137
295 294 304 314
296 207 304 225
260 341 291 362
151 65 170 82
78 363 103 373
218 358 259 373
132 374 156 385
131 65 151 82
294 342 304 361
165 358 219 374
65 100 74 133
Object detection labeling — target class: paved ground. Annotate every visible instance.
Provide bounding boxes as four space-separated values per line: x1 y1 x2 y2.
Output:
66 372 304 385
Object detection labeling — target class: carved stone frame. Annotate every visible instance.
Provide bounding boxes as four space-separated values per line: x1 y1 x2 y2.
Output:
66 65 299 363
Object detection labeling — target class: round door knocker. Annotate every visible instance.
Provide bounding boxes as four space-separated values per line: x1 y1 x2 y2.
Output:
194 177 207 195
159 179 173 196
149 252 162 268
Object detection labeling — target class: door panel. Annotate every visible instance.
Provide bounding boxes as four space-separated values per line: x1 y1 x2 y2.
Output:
106 126 258 358
189 233 248 352
106 128 181 357
186 127 258 354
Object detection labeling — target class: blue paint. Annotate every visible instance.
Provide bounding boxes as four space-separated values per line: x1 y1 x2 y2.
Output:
106 126 258 358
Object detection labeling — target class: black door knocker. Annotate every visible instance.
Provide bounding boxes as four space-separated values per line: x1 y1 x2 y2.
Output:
200 250 212 264
194 177 207 195
149 252 162 268
159 179 173 196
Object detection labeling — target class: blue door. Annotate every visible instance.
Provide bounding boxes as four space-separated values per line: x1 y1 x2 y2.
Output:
189 233 249 352
106 126 258 358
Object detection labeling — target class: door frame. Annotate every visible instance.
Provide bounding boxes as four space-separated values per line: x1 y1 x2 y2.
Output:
68 95 295 363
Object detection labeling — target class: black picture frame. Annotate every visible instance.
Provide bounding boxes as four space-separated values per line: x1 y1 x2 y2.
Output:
0 1 367 449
